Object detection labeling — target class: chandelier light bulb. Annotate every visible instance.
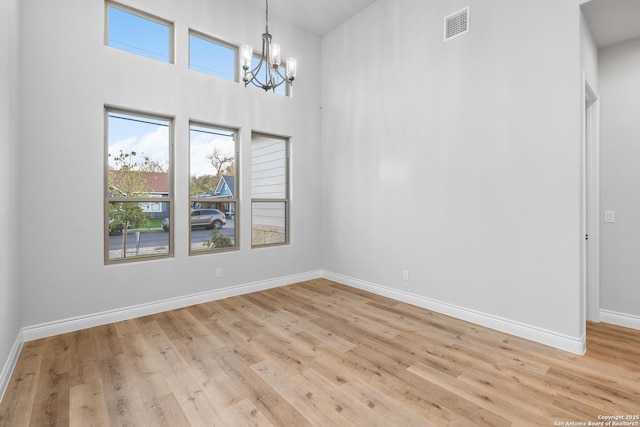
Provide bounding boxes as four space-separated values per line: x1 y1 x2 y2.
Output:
286 57 297 80
240 45 253 69
269 43 281 65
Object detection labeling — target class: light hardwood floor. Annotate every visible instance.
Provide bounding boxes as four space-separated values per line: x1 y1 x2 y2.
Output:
1 279 639 426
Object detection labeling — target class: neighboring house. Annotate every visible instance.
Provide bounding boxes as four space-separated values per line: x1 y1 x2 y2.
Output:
108 171 169 197
195 175 235 217
196 175 235 198
214 175 234 198
108 171 170 219
250 137 287 245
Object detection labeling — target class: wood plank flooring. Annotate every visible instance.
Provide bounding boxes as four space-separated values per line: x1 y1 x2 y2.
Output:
1 279 639 426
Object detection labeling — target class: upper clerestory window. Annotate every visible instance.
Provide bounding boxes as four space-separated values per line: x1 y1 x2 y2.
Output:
189 31 237 82
106 2 174 63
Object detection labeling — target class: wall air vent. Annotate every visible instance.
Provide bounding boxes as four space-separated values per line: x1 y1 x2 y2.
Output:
444 7 469 41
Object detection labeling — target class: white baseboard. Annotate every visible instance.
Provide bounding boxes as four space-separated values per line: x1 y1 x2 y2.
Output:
322 271 586 355
600 309 640 330
0 330 23 404
22 270 323 342
9 266 588 394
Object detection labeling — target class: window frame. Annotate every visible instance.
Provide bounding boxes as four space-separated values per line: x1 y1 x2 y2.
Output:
104 107 174 264
188 29 239 82
251 132 290 248
189 122 240 256
105 1 175 64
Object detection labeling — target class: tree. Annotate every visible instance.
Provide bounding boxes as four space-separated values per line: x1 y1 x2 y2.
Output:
108 150 154 257
204 229 233 249
224 162 235 178
141 157 168 173
190 148 234 197
189 174 217 197
206 148 234 178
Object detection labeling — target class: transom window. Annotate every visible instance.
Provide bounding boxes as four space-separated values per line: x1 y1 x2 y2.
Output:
106 2 173 63
189 31 237 82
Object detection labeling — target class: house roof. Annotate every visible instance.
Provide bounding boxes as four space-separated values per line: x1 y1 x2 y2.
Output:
217 175 235 197
108 171 169 194
195 175 235 198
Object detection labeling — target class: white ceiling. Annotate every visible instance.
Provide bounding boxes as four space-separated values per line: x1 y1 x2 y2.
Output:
582 0 640 48
242 0 379 36
245 0 640 46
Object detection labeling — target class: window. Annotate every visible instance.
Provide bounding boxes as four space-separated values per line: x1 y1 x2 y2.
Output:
251 133 289 247
106 2 173 63
190 124 238 254
105 110 173 263
189 31 237 81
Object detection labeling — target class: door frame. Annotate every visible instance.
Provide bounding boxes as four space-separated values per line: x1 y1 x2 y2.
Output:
583 74 600 324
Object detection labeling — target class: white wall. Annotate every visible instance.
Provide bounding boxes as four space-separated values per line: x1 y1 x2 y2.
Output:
320 0 585 345
19 0 322 327
0 0 22 396
599 37 640 320
580 10 598 87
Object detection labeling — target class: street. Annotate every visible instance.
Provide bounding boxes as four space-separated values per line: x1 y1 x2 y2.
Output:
109 220 236 250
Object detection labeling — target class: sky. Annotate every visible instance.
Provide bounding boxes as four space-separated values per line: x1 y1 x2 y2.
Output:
107 6 171 62
189 125 235 177
107 113 170 171
108 112 235 178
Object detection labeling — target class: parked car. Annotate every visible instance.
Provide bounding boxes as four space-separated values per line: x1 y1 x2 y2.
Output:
162 209 226 231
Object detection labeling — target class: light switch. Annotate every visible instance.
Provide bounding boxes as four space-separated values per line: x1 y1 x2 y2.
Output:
604 211 615 223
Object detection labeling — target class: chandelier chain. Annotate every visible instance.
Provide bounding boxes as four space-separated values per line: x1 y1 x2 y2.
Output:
265 0 269 34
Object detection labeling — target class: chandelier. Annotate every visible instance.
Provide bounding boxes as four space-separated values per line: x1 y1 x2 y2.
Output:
240 0 297 92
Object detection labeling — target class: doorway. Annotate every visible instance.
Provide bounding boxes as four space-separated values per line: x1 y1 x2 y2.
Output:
583 77 600 324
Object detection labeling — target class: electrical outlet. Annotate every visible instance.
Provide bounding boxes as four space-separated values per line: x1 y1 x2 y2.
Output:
402 270 409 281
604 211 615 223
216 267 222 278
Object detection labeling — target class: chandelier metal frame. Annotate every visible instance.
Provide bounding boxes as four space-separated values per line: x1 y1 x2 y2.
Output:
241 0 296 92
